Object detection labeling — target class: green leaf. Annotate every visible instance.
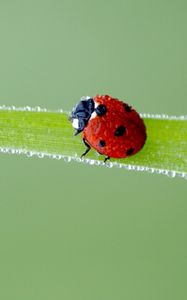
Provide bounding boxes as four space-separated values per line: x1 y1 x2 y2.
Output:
0 106 187 179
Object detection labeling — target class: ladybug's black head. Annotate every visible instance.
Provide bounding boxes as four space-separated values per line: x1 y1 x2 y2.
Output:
69 97 95 135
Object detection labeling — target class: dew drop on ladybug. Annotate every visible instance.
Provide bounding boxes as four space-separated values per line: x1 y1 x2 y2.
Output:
69 95 147 162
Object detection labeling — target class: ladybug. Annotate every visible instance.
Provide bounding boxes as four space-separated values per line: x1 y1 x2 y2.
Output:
69 95 146 162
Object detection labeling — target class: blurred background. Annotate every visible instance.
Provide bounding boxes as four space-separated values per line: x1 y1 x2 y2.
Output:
0 0 187 299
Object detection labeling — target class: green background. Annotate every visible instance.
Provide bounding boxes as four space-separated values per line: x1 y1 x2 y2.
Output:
0 0 187 299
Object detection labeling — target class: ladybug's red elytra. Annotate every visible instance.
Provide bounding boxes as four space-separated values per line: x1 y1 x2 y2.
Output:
69 95 146 162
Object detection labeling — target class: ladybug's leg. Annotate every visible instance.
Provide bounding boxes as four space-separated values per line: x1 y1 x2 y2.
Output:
104 156 110 163
81 138 91 158
74 129 82 136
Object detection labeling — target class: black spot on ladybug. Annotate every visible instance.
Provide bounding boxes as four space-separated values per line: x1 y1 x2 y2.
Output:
123 103 132 112
126 147 135 156
95 104 107 116
114 125 126 137
99 140 106 147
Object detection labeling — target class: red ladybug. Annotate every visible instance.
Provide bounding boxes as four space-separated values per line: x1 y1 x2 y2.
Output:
70 95 146 162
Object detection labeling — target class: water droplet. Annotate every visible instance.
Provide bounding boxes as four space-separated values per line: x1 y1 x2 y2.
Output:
167 171 176 178
10 148 14 153
38 152 44 158
136 165 143 171
155 169 162 174
89 159 95 165
178 172 185 178
93 160 100 166
25 106 31 111
26 151 33 157
64 156 71 163
55 155 62 160
162 170 168 175
35 106 41 112
10 149 16 154
106 162 113 168
51 154 61 160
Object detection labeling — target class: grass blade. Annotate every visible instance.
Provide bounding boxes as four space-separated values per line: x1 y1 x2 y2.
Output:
0 106 187 179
